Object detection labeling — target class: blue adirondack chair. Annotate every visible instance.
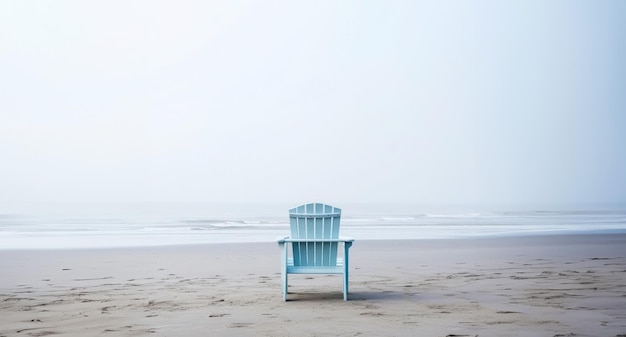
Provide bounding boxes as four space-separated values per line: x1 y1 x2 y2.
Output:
277 203 354 301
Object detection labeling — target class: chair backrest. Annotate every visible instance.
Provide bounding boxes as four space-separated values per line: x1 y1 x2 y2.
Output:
289 203 341 267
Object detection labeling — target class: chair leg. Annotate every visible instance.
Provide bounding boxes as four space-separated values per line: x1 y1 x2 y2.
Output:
343 271 348 301
280 241 288 301
278 242 289 301
343 242 352 301
282 273 288 301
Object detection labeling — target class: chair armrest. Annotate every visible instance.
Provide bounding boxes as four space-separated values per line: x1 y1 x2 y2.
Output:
276 236 290 243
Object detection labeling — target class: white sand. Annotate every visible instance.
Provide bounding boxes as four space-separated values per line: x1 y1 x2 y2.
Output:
1 234 625 337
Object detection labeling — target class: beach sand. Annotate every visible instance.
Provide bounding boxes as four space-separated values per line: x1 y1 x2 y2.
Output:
1 234 625 337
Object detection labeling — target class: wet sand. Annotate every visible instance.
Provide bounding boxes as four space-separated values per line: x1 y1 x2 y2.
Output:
1 234 625 336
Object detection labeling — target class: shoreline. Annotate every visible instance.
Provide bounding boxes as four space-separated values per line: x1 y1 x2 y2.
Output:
1 233 625 336
2 230 626 252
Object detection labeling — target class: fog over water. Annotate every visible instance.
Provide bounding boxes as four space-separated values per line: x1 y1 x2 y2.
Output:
1 202 625 249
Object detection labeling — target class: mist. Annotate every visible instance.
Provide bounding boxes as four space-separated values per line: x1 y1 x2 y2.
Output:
1 1 625 207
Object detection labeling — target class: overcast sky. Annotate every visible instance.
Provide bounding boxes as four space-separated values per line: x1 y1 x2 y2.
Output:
1 1 625 206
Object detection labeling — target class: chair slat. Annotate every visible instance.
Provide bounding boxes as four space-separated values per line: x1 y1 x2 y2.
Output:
289 203 342 267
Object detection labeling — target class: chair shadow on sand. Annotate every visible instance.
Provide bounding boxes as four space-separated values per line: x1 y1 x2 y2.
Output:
282 288 410 302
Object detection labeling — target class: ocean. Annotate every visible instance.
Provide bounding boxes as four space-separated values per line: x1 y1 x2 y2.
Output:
1 202 625 249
